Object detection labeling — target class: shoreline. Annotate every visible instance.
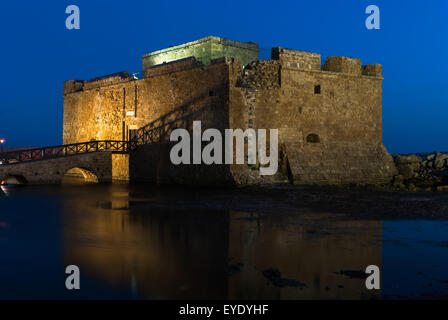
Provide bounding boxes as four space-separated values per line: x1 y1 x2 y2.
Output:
2 182 447 221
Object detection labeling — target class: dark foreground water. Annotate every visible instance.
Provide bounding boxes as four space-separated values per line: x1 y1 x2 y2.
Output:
0 184 448 299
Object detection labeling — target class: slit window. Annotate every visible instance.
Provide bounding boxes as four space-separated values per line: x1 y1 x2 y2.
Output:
314 85 321 94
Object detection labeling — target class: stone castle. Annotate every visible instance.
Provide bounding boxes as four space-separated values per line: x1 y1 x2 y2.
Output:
62 36 397 185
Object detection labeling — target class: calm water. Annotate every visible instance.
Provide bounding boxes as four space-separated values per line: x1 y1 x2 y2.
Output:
0 184 448 299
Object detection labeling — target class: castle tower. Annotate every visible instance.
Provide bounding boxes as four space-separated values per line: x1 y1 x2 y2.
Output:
63 37 397 185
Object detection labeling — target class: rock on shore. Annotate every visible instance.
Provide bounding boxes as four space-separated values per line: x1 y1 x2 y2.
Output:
392 152 448 191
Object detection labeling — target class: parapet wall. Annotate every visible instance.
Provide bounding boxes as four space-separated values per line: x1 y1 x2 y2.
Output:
63 72 133 95
144 57 203 78
322 56 382 77
362 64 382 77
142 36 259 74
323 56 362 75
272 47 321 71
63 80 85 95
84 72 133 90
272 48 382 78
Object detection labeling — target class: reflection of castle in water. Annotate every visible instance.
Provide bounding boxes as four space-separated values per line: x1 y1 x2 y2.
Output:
228 213 381 299
61 194 382 299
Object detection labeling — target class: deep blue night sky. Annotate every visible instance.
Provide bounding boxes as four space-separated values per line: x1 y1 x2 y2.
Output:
0 0 446 153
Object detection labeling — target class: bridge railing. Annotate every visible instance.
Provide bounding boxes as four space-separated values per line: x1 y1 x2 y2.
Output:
0 140 129 165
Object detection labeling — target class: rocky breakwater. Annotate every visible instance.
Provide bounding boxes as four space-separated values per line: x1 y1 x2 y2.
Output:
392 152 448 192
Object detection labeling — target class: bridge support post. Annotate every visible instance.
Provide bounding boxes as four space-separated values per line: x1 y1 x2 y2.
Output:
112 153 130 182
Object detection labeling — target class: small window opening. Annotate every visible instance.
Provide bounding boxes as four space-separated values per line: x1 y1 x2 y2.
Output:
306 133 320 143
209 91 215 96
314 85 321 94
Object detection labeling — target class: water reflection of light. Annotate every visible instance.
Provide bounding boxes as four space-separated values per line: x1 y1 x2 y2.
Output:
62 202 229 299
227 212 382 299
0 185 10 197
60 193 383 299
131 274 138 297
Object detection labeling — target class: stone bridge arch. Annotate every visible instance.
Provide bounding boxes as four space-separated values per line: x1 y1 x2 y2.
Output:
0 152 128 184
0 174 28 185
63 167 99 184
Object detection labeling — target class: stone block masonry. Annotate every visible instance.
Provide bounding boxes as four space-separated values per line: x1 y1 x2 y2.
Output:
0 152 129 184
141 36 259 74
62 36 397 186
271 47 321 71
323 56 362 75
111 153 130 181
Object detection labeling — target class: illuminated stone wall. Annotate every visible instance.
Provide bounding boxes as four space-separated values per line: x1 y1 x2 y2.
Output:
111 153 130 181
63 72 135 143
141 36 259 74
63 59 230 145
62 38 396 186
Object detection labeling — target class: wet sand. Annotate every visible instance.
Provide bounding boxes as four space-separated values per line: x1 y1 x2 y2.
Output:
129 184 448 220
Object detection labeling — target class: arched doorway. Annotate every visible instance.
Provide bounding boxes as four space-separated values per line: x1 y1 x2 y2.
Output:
62 168 99 184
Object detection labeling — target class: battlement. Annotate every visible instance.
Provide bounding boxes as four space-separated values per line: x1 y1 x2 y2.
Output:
322 56 362 75
63 39 382 97
63 71 133 95
141 36 259 74
271 47 382 78
362 64 382 77
271 47 321 71
144 57 204 78
63 80 85 95
322 56 382 77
